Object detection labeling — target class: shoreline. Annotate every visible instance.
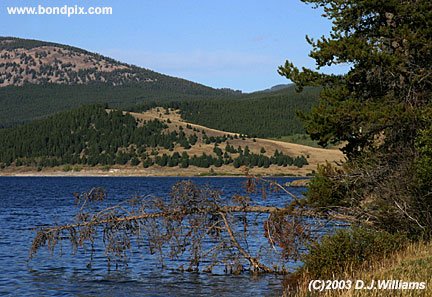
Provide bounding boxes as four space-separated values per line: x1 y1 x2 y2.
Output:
0 172 307 178
0 173 250 178
0 165 313 179
0 169 311 187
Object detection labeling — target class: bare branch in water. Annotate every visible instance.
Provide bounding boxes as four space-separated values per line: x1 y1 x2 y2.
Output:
29 179 343 274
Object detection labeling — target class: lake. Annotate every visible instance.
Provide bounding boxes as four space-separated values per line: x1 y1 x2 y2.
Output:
0 176 308 296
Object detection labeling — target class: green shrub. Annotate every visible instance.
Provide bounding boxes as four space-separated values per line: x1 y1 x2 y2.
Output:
72 165 82 172
130 157 140 166
303 227 407 278
62 165 72 172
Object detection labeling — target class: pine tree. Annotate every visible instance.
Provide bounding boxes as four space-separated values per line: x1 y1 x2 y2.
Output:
279 0 432 237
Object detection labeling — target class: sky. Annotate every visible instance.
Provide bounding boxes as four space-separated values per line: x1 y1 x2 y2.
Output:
0 0 348 92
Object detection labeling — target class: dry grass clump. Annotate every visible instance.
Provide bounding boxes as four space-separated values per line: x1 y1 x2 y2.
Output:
285 241 432 297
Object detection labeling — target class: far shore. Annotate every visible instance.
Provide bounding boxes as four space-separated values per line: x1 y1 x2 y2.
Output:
0 165 313 180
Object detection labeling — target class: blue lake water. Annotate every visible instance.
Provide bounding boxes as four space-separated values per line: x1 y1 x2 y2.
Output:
0 176 308 296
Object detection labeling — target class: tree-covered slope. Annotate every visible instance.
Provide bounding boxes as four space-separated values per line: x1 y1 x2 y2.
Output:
0 82 231 127
132 85 320 138
0 105 309 170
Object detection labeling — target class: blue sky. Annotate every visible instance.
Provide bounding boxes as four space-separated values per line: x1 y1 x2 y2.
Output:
0 0 347 92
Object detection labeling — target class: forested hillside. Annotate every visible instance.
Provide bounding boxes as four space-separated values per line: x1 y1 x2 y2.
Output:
179 86 319 137
1 83 319 138
132 86 320 137
0 105 309 170
0 83 230 127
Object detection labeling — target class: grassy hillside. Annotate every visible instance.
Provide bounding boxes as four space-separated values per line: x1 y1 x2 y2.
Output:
0 105 343 176
289 241 432 296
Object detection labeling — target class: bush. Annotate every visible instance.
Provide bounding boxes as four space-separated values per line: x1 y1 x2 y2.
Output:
302 227 407 278
62 165 72 172
306 162 348 208
130 157 140 166
72 165 82 172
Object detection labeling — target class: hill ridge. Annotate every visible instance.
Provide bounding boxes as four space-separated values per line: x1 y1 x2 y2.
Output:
0 37 220 88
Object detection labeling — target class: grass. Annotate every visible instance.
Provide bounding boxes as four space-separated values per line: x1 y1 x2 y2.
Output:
285 241 432 296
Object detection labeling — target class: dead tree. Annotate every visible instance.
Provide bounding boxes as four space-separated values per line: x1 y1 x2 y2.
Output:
29 179 338 274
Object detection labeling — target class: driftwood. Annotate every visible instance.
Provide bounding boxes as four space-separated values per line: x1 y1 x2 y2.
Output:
29 179 349 274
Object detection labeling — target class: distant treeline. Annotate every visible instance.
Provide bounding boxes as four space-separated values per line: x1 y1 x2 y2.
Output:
0 37 96 53
145 147 308 169
0 105 308 170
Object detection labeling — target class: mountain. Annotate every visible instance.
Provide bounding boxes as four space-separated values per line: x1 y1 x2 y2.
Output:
0 37 222 89
0 37 234 127
0 37 321 138
0 37 132 87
